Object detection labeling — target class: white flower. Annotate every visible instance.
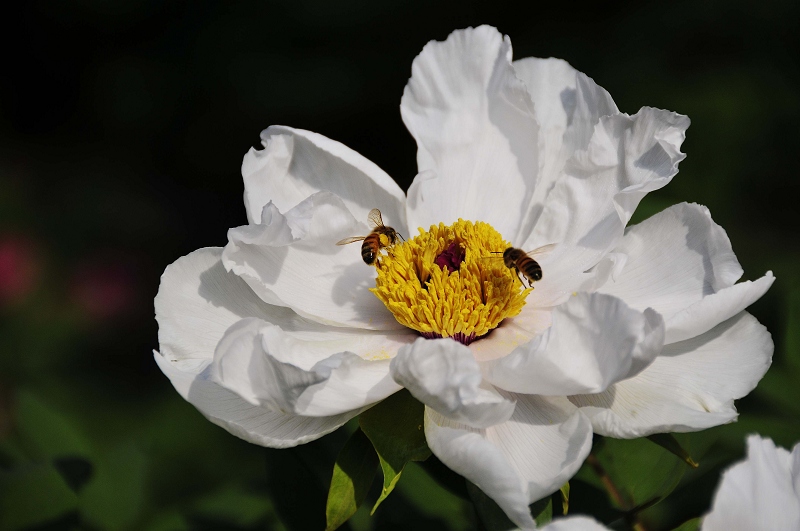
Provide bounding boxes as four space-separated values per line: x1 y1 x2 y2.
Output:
703 435 800 530
154 26 774 529
539 516 610 530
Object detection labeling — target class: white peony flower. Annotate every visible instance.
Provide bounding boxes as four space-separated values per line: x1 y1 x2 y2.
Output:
154 25 774 529
539 516 610 530
702 435 800 530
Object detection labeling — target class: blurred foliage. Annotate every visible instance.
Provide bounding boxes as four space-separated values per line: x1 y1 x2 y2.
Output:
1 0 799 529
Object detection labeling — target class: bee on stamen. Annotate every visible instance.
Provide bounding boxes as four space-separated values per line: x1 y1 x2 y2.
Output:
488 243 557 288
336 208 403 265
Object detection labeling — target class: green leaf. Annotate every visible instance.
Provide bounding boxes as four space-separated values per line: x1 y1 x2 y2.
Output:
79 442 148 530
13 389 93 460
576 436 686 513
193 484 284 529
784 281 800 372
395 462 472 531
559 482 570 515
141 510 190 531
672 516 702 531
532 496 552 527
465 481 516 531
359 390 431 513
325 428 379 531
647 434 699 468
755 280 800 420
466 481 555 530
756 368 800 417
0 462 79 530
53 455 94 493
755 284 800 416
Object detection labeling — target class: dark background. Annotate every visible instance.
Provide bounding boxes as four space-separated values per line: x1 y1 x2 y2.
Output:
1 1 799 530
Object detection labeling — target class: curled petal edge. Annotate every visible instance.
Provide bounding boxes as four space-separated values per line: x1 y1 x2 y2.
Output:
390 337 515 429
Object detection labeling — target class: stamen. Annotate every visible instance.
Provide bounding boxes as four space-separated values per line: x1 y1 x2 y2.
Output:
420 331 481 346
371 219 530 345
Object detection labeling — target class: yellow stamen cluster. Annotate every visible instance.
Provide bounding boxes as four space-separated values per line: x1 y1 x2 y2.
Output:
371 219 530 340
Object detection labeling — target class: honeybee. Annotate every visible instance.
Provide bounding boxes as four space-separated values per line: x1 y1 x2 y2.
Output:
492 243 557 288
336 208 402 265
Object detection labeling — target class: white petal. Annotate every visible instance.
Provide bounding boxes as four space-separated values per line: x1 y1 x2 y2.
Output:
528 107 690 306
483 293 664 396
242 126 406 232
425 395 592 529
512 57 618 242
156 243 412 350
571 312 773 438
582 251 629 293
793 442 800 501
155 352 356 448
155 247 296 361
665 272 774 343
390 337 515 428
541 516 611 530
703 435 800 531
598 203 744 319
426 410 536 530
469 304 553 363
155 247 413 418
210 318 405 417
401 26 539 240
223 191 405 330
487 395 593 503
512 58 583 146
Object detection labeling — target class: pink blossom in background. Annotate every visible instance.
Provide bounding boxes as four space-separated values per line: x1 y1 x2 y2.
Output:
0 233 40 307
71 260 137 321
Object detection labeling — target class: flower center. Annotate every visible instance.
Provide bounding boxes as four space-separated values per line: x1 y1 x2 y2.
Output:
371 219 530 345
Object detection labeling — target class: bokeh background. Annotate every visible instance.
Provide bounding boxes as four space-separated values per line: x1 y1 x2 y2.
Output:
1 1 799 530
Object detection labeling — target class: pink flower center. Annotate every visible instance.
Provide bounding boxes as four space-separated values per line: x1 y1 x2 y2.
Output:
433 242 465 272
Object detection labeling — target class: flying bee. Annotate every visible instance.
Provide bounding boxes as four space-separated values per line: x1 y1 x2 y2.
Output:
336 208 403 265
489 243 557 288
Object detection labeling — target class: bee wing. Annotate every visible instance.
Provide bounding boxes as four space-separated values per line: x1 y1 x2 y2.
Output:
526 243 558 258
336 236 366 245
367 208 384 228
